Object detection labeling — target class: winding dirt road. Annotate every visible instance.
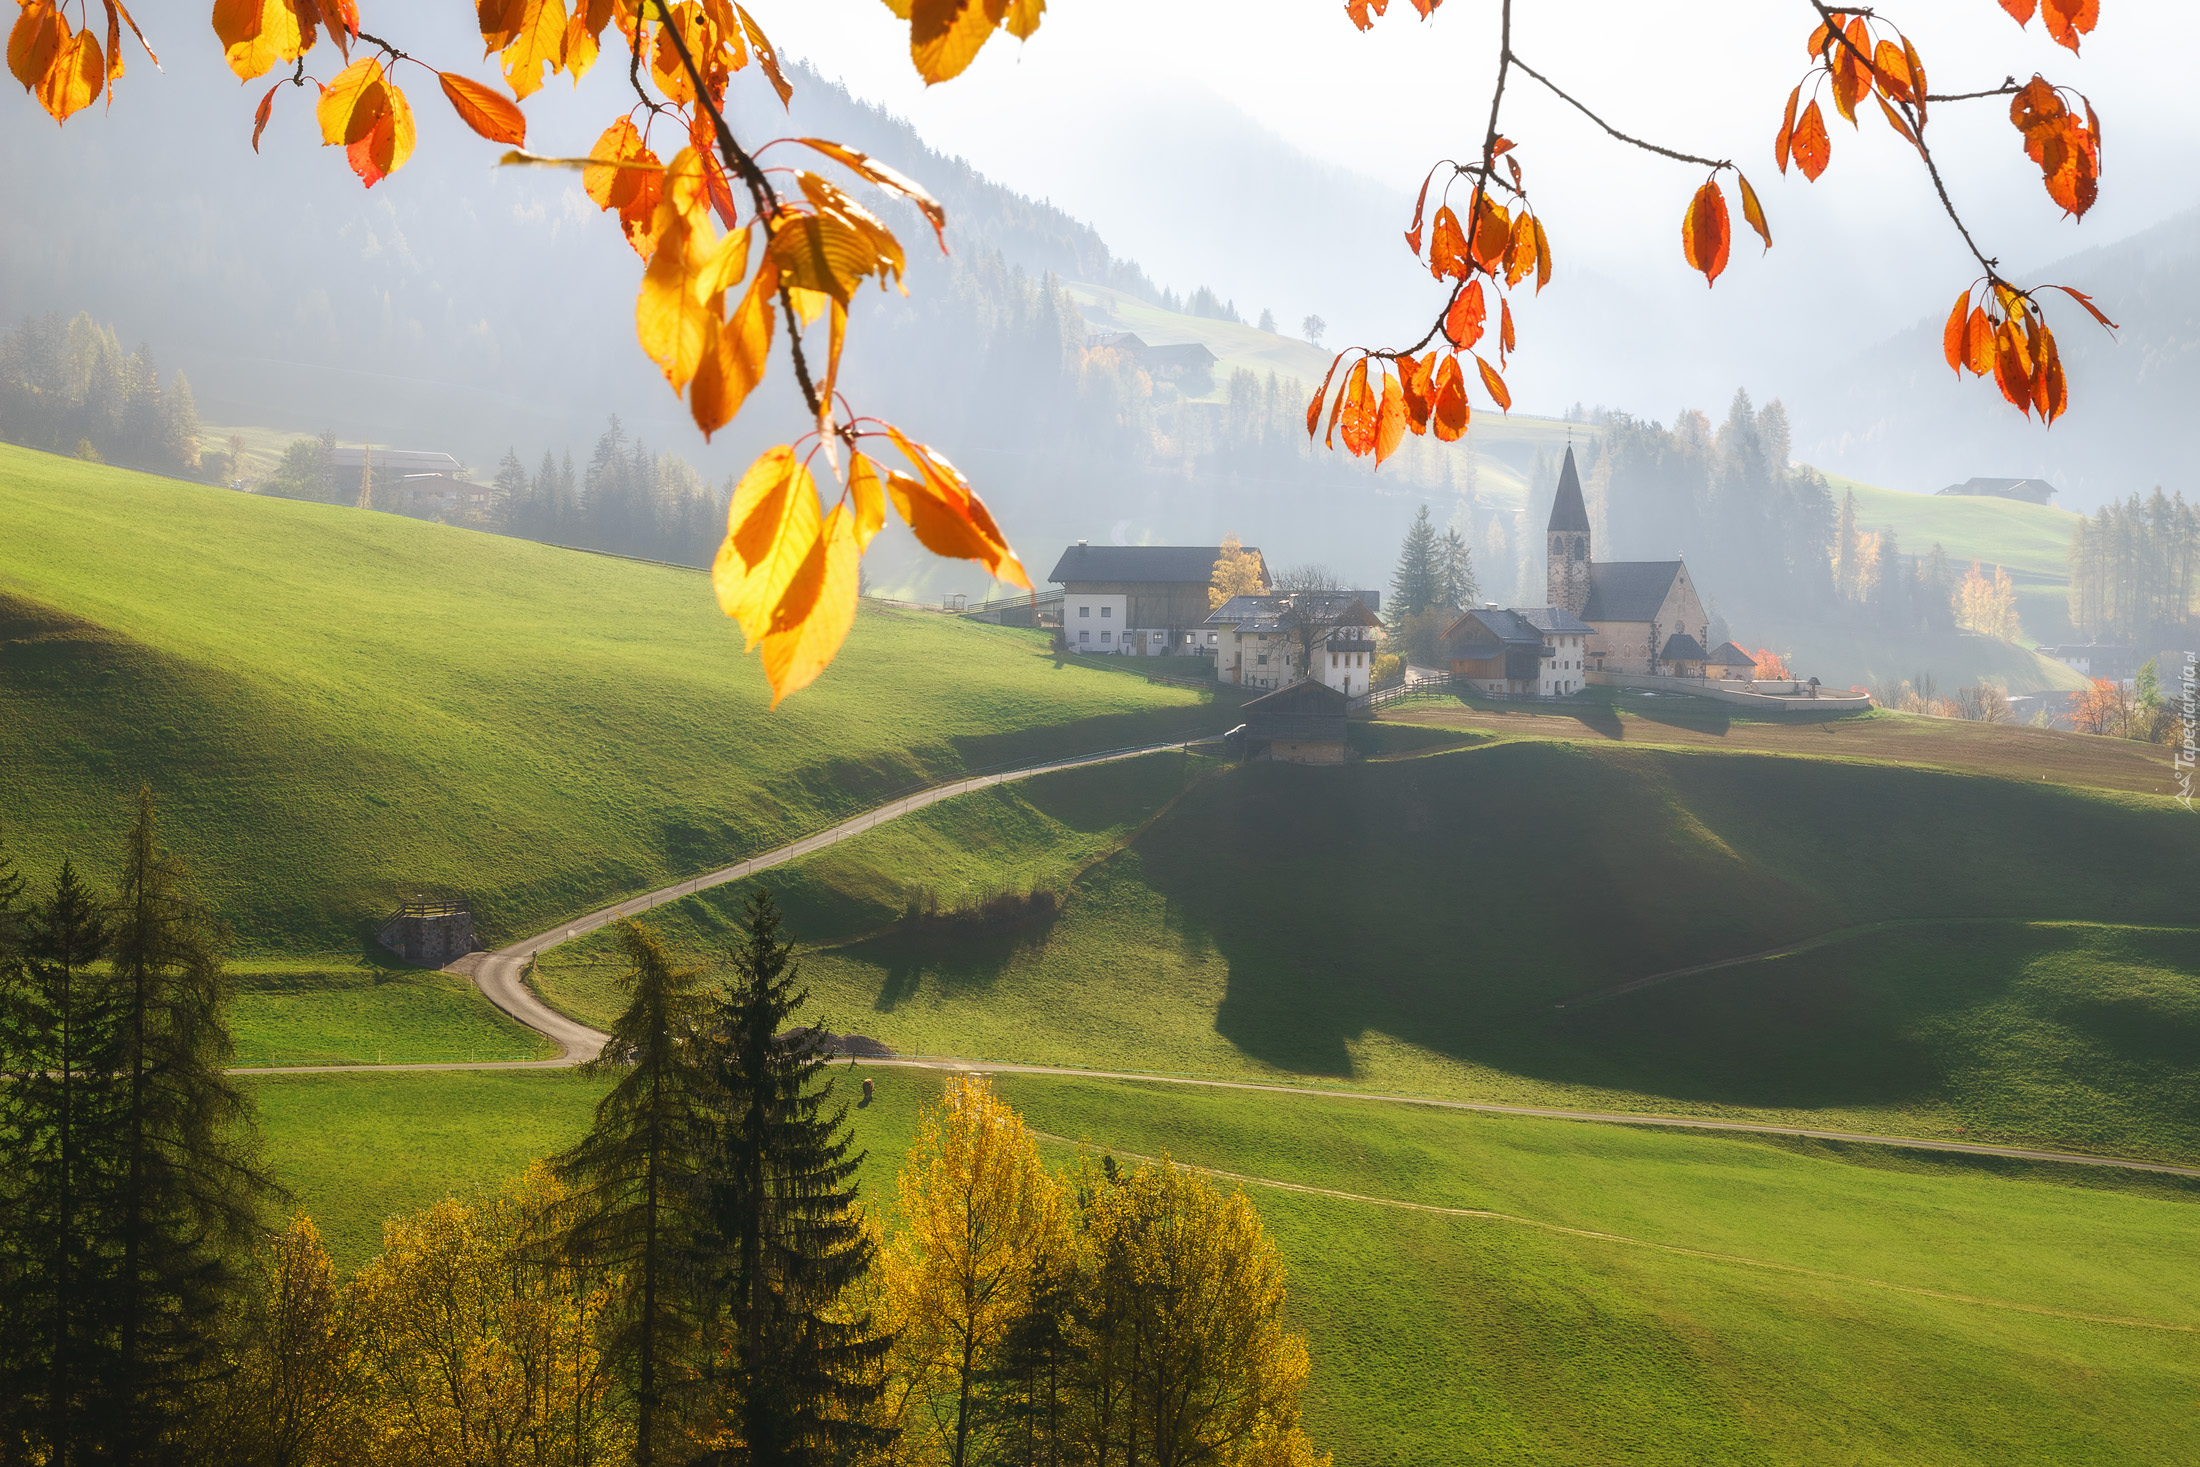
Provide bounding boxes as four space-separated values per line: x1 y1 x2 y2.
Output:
235 741 2200 1184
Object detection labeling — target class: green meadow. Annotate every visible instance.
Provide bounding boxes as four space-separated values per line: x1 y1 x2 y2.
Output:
0 446 1228 951
543 733 2200 1161
250 1067 2200 1466
229 958 554 1067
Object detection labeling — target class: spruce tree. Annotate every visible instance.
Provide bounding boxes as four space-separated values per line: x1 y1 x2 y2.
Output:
699 892 891 1467
1435 527 1478 611
104 785 276 1458
0 858 119 1467
543 919 721 1466
1388 506 1439 625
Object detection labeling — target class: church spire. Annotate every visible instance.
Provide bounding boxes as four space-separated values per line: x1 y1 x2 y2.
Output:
1547 445 1590 533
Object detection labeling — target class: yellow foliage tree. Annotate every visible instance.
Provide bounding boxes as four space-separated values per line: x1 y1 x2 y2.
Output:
346 1165 622 1467
1069 1158 1324 1467
1208 533 1269 613
206 1213 363 1467
887 1074 1069 1467
1956 559 2024 641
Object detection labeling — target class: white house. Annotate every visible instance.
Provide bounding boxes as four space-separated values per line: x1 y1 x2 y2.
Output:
1444 606 1594 697
1207 592 1383 693
1063 591 1130 654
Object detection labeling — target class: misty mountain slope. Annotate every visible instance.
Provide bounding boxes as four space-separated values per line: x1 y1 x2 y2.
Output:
1804 204 2200 511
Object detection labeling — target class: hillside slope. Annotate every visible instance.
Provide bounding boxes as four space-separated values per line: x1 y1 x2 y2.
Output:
0 447 1226 950
546 724 2200 1160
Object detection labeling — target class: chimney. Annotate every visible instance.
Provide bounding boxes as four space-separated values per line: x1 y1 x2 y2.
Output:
1077 538 1087 546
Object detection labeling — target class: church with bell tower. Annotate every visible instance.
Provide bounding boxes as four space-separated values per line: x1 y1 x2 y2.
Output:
1543 444 1714 677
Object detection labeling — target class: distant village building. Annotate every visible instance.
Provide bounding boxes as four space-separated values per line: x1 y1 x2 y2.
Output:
1541 446 1713 676
2038 642 2138 681
1234 678 1349 765
1084 332 1219 394
330 446 487 515
1208 591 1383 694
1937 476 2058 505
1444 606 1593 697
1050 543 1265 657
1707 641 1759 677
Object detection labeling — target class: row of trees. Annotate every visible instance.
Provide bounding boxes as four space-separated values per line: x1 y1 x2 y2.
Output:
2067 490 2200 649
0 313 204 479
0 809 1318 1467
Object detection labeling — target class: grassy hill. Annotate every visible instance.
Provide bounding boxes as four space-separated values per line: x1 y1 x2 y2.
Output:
537 713 2200 1162
251 1066 2200 1465
0 445 1231 952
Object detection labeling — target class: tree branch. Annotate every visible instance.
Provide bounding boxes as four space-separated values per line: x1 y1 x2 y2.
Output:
1509 55 1730 170
650 2 822 421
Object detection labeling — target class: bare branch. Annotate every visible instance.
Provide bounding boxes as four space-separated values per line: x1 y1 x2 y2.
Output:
1509 55 1731 171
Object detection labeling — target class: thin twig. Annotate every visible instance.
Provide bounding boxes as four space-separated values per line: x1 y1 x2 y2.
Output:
1510 55 1730 170
1926 80 2021 102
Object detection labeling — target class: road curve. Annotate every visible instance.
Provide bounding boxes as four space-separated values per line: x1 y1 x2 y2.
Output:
446 738 1218 1066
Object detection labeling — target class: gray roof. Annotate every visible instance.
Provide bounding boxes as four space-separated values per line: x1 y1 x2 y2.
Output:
1547 446 1591 533
1205 593 1279 625
1937 476 2057 503
1051 544 1261 585
1661 632 1708 661
1242 678 1347 713
1518 607 1595 635
331 447 464 477
1445 607 1542 656
1582 561 1685 622
1708 641 1757 667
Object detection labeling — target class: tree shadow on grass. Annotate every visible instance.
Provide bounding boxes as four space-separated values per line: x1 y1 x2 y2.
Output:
842 891 1068 1013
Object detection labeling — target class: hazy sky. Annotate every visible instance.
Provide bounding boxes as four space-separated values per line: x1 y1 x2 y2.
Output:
763 0 2195 387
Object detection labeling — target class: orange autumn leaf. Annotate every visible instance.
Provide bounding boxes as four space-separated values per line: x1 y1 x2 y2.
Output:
1372 367 1407 466
797 137 948 249
438 72 527 145
1306 352 1344 439
1942 290 1970 373
1470 194 1511 274
1965 306 1995 376
1530 215 1552 291
1499 297 1515 358
316 57 414 187
500 0 569 99
691 251 775 438
1475 353 1511 411
585 118 666 257
882 425 1029 587
1504 211 1537 289
1737 172 1772 250
1872 38 1914 103
1999 0 2038 21
1403 170 1430 255
1398 351 1434 436
1338 358 1377 456
1428 205 1469 280
1774 84 1799 173
33 22 101 123
1429 354 1470 442
8 4 65 94
251 80 281 151
1443 279 1486 350
1792 99 1831 181
1680 178 1731 286
2041 0 2098 52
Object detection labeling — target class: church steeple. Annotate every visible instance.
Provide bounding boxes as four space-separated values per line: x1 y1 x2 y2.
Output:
1546 445 1592 616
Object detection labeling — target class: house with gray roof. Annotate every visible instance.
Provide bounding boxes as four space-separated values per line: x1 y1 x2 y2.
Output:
1444 604 1594 697
1543 445 1713 676
1938 476 2057 505
1051 542 1266 659
1234 678 1350 764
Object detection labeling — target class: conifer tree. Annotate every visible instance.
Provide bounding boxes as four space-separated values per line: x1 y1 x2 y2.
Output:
1388 506 1439 625
104 785 276 1455
543 919 721 1466
1435 526 1478 611
0 857 117 1467
697 892 892 1467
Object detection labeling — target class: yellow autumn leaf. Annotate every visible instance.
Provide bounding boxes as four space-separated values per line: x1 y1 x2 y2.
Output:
501 0 568 99
212 0 307 84
848 453 886 549
635 151 721 393
758 502 862 704
690 257 776 438
713 446 821 650
909 0 1008 85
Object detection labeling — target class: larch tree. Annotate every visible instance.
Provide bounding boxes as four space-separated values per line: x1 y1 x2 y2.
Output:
542 918 723 1467
886 1074 1068 1467
697 891 891 1467
1207 533 1269 613
0 857 117 1467
104 783 278 1456
6 0 2125 698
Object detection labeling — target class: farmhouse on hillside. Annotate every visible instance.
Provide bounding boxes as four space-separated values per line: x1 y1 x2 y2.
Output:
1445 606 1594 697
1051 542 1267 657
1208 590 1383 693
1233 678 1350 765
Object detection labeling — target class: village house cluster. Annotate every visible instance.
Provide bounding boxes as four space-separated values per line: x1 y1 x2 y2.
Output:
1040 446 1854 762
